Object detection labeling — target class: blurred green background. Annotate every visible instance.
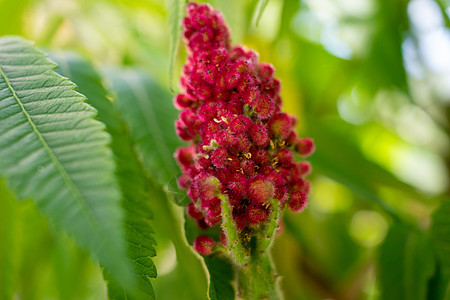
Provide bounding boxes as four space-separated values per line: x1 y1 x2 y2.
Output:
0 0 449 299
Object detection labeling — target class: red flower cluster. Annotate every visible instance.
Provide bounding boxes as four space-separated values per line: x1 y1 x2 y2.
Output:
174 2 314 254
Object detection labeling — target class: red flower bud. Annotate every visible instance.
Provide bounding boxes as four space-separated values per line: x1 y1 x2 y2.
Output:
289 190 308 213
216 130 234 147
248 177 275 203
194 175 221 201
194 235 215 255
233 133 251 152
205 211 221 227
297 161 312 176
241 159 256 176
251 148 270 165
243 86 260 106
247 203 270 224
229 116 252 134
175 146 195 170
287 113 298 127
227 173 247 198
258 63 275 78
268 113 291 139
276 149 294 167
174 94 196 109
178 174 191 189
249 123 269 148
254 95 275 119
286 131 298 145
187 202 204 220
295 138 315 157
211 147 228 168
175 120 194 141
225 70 241 88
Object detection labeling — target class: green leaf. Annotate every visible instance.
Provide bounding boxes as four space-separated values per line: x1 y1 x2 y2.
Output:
103 69 187 205
184 214 234 300
51 52 160 299
430 201 450 278
378 222 435 300
254 0 269 26
307 118 420 218
429 200 450 299
104 68 209 300
168 0 186 89
0 37 131 286
362 0 408 93
204 256 235 300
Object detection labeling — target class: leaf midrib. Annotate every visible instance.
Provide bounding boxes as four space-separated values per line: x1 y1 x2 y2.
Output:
0 65 107 243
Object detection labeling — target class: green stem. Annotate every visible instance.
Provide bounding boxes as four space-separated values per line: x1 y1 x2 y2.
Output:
219 194 249 265
259 198 280 251
220 194 283 299
236 250 282 300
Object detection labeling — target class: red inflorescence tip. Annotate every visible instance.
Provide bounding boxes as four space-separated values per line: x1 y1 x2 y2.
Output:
174 3 314 242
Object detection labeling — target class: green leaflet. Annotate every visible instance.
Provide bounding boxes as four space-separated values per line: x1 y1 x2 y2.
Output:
168 0 186 89
378 222 435 300
204 256 235 300
104 69 208 300
254 0 269 26
429 200 450 300
362 0 408 94
103 69 187 205
51 53 159 299
306 118 422 219
0 36 132 286
184 214 235 300
430 201 450 278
